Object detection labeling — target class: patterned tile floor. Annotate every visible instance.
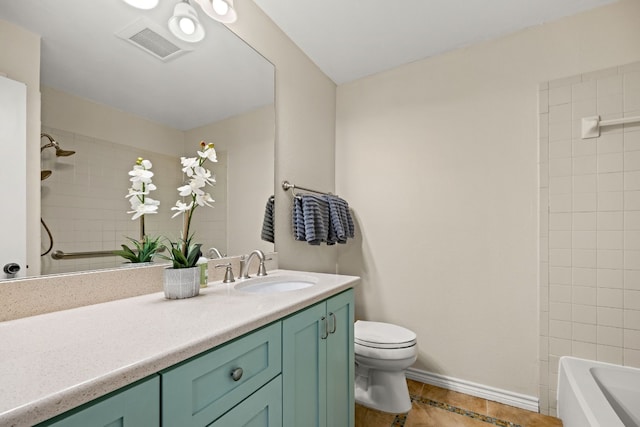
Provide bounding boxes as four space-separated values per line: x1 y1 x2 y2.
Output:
355 380 563 427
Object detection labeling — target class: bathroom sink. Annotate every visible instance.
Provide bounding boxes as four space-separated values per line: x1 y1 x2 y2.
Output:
234 275 317 294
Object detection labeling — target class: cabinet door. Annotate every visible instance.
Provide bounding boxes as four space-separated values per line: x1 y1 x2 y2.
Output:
326 289 355 427
282 301 327 427
208 376 282 427
38 376 159 427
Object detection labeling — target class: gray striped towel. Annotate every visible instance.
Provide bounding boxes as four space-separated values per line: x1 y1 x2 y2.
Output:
291 193 355 245
261 195 274 243
325 195 355 244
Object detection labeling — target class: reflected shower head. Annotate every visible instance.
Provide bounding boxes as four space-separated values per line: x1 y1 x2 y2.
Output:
55 147 75 157
40 133 76 157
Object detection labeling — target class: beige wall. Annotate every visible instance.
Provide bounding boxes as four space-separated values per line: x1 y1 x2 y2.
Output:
228 0 338 273
335 0 640 408
42 86 184 157
186 105 275 257
0 19 41 275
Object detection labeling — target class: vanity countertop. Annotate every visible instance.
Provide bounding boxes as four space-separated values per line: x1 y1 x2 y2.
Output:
0 269 359 427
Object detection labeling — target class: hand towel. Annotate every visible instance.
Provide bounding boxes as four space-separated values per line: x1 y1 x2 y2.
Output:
301 194 330 245
325 195 355 244
261 195 275 243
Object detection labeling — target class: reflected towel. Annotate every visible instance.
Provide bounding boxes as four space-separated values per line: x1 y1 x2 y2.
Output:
261 195 274 243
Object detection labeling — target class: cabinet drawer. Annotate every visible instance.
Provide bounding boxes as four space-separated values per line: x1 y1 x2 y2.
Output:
208 376 282 427
162 322 282 426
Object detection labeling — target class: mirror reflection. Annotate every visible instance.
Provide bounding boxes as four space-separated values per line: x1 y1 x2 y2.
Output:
0 0 275 277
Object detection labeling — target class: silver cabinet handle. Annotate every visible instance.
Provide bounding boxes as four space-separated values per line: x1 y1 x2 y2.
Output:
329 312 337 334
230 367 243 381
320 316 328 339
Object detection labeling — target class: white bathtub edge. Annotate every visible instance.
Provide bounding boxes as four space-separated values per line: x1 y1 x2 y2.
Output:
557 356 627 427
406 367 539 412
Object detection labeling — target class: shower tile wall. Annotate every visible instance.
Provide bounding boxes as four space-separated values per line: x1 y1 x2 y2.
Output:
40 127 227 275
539 61 640 416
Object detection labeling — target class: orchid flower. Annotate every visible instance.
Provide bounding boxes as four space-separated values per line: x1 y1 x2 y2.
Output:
170 200 194 218
167 141 217 268
125 158 159 224
119 157 162 263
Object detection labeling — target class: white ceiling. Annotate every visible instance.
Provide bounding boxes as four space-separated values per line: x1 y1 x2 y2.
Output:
253 0 619 84
0 0 274 131
0 0 619 129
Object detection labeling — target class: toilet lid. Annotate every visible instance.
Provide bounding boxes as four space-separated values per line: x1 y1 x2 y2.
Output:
354 320 417 349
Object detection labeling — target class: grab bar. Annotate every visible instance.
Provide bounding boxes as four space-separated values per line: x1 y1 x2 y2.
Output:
51 249 118 260
52 246 166 260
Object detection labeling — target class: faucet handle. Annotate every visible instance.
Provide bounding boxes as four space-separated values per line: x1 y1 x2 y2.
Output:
215 263 235 283
257 257 273 277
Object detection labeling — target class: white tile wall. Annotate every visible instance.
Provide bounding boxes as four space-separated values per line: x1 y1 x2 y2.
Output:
40 128 228 275
539 61 640 416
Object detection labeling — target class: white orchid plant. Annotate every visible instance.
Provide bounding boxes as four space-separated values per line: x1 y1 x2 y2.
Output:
115 158 162 263
162 141 217 269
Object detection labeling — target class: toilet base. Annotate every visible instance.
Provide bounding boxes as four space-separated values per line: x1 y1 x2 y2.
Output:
355 367 412 414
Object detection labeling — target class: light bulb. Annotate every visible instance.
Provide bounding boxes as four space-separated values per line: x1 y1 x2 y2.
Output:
179 17 196 35
212 0 229 15
168 1 205 42
194 0 237 23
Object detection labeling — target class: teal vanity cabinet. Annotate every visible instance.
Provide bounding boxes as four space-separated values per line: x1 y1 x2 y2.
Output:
282 289 355 427
36 376 160 427
32 287 356 427
161 321 282 426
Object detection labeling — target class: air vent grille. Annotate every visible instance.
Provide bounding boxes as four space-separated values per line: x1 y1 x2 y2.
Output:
129 28 181 59
116 18 192 62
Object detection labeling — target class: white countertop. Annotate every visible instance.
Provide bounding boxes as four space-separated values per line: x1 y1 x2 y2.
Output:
0 269 359 427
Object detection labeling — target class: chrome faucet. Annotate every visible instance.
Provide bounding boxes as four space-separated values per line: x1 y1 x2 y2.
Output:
208 247 225 259
239 249 268 279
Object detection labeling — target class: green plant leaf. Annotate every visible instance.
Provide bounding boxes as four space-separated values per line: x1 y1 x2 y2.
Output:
115 236 162 263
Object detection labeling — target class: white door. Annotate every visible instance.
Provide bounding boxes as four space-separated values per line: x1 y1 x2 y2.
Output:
0 75 27 279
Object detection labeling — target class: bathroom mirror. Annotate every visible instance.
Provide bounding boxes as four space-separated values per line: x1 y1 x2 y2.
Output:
0 0 274 276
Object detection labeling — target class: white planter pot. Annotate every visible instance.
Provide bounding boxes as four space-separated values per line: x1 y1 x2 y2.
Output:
163 266 200 299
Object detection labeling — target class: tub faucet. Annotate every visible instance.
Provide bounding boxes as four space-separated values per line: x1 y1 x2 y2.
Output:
239 249 268 279
208 247 225 259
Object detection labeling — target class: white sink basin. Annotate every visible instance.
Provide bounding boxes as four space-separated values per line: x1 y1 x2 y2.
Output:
234 275 317 294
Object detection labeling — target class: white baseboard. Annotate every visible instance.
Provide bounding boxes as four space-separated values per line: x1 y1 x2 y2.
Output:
405 367 539 413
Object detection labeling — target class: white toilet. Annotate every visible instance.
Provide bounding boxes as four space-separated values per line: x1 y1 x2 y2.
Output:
354 320 418 414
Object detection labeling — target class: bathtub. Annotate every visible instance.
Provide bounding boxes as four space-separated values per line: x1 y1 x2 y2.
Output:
558 356 640 427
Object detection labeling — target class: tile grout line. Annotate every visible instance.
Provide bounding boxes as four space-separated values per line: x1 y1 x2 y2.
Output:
389 395 523 427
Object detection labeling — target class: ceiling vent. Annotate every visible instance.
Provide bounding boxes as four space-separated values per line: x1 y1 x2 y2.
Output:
116 18 193 62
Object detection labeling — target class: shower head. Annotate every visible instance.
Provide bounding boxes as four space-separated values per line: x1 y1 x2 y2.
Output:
55 147 75 157
40 133 76 157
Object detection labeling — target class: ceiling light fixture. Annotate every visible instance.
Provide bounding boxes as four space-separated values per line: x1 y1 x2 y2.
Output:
194 0 238 24
168 0 205 43
121 0 159 10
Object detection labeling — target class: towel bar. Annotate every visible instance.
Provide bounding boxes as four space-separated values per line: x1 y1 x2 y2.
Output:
282 180 334 196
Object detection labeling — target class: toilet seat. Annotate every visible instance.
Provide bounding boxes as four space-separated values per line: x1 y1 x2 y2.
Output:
355 320 417 349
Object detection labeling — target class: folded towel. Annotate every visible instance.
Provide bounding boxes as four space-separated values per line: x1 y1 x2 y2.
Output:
290 192 355 246
301 194 330 245
261 195 275 243
292 196 306 241
325 195 355 244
